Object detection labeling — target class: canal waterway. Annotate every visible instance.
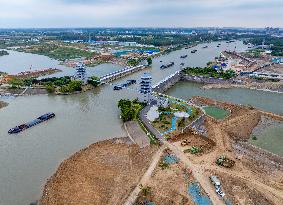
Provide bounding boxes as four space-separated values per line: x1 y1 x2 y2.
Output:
0 41 255 205
165 81 283 115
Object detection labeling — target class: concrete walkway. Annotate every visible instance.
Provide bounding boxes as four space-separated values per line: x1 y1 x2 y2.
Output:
124 121 150 148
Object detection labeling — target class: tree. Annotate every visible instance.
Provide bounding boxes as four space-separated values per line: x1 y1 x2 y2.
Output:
117 99 145 122
8 78 24 88
46 85 55 93
68 80 83 92
147 57 152 65
87 76 100 87
127 58 139 66
59 85 70 93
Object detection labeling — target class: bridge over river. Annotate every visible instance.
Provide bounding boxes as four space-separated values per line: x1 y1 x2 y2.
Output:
100 65 148 83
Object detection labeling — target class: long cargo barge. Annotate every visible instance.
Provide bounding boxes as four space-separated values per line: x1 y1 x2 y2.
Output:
160 62 174 69
8 113 55 134
113 79 136 90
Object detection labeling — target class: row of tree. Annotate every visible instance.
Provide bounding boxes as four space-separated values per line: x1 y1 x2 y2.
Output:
183 67 236 79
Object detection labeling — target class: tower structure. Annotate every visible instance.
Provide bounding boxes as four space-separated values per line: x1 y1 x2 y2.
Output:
75 63 87 84
139 73 152 103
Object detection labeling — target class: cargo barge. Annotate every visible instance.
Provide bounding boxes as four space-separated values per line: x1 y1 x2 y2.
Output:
8 113 55 134
160 62 174 69
113 79 136 90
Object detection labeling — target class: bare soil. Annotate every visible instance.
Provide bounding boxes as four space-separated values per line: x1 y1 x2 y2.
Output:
169 132 216 155
0 100 8 109
40 138 158 205
172 97 283 205
134 153 195 205
39 96 283 205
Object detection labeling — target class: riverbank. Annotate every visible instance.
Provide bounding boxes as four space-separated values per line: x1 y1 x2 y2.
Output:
0 87 48 96
202 81 283 93
0 101 8 109
40 138 158 205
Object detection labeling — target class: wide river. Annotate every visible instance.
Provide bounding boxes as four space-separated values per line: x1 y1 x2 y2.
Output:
0 41 280 205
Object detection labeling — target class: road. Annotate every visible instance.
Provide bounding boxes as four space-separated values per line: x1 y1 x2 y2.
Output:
123 146 166 205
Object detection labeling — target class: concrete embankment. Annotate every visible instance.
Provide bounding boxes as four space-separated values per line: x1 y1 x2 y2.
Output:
152 71 181 93
181 74 241 85
152 70 283 94
152 71 243 94
124 121 150 148
202 82 283 93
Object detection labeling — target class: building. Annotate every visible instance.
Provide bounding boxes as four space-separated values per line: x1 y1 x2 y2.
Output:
119 42 137 47
75 63 87 84
272 57 283 64
139 73 152 103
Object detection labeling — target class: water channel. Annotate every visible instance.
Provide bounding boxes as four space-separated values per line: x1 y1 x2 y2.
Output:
1 41 279 205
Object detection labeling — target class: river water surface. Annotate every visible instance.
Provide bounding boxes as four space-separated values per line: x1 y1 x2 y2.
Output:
1 41 276 205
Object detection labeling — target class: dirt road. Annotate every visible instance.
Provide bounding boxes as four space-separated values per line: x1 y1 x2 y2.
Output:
163 141 225 205
123 146 166 205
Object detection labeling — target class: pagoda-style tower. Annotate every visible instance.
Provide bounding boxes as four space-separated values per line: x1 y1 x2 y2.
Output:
139 73 152 103
75 63 87 84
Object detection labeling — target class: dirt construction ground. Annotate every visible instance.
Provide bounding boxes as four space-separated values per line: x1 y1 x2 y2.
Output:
40 96 283 205
179 96 283 205
40 138 158 205
134 151 199 205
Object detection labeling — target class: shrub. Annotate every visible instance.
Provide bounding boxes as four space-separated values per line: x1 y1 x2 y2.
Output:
46 85 55 93
159 160 170 170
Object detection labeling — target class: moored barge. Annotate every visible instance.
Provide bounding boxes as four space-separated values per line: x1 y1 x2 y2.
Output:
8 113 55 134
160 62 174 69
113 79 136 90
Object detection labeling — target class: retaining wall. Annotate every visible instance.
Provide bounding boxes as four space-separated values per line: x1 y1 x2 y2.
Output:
181 74 243 85
152 71 181 93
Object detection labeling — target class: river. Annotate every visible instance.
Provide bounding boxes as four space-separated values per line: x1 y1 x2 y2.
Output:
0 40 257 205
0 49 124 77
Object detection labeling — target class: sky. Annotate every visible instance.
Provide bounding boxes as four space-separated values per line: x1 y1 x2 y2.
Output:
0 0 282 28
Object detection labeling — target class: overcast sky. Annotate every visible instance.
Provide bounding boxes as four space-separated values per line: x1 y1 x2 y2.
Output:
0 0 282 28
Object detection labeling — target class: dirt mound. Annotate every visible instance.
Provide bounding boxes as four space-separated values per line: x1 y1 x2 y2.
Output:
169 132 216 155
40 138 158 205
